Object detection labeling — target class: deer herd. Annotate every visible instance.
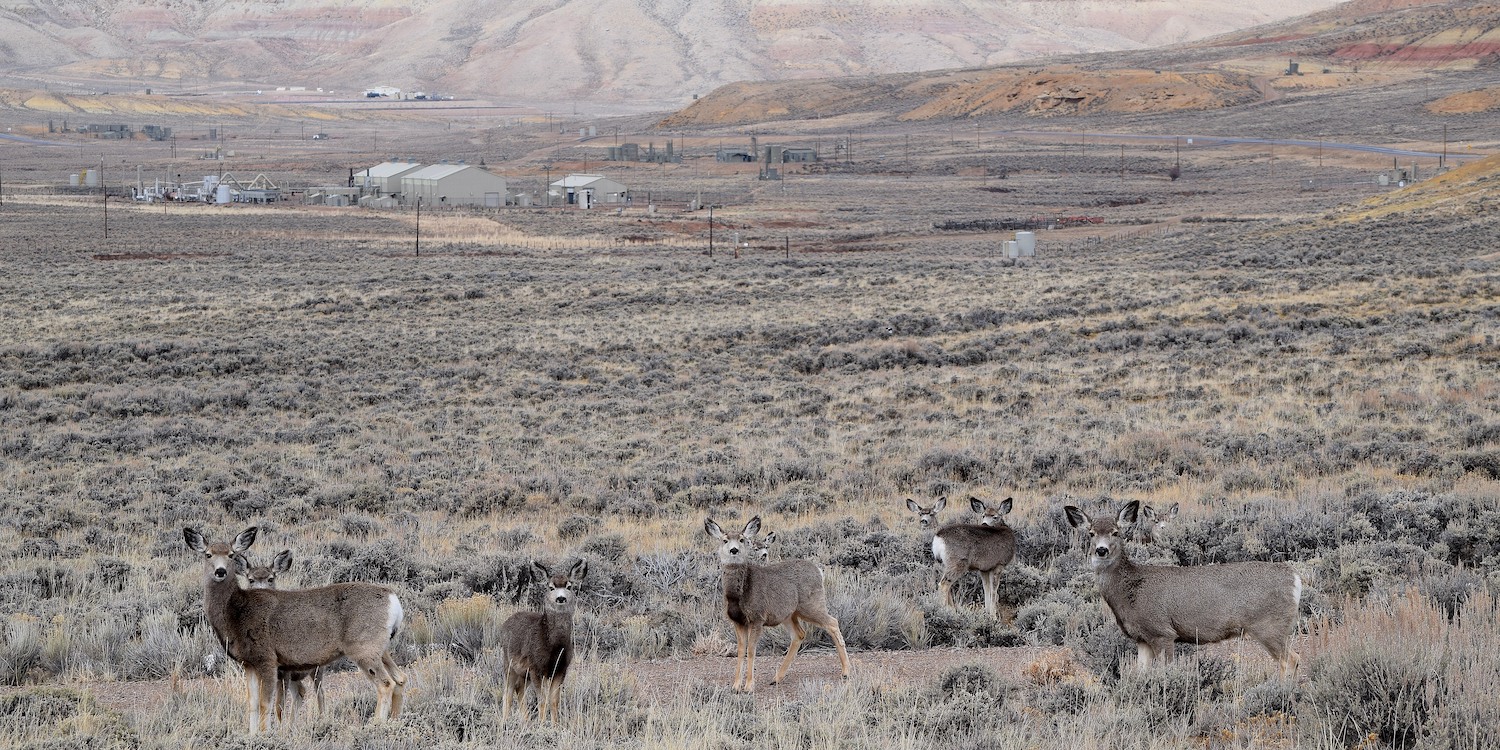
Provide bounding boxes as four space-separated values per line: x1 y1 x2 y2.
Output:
183 495 1303 735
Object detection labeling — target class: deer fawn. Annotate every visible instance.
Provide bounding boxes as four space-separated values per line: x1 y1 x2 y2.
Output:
752 532 776 563
1064 501 1301 675
932 497 1016 617
906 496 947 530
239 550 325 728
705 517 851 692
184 527 406 734
499 559 588 722
1130 502 1179 544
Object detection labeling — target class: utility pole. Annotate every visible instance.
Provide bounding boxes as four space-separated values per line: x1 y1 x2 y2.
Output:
544 165 551 207
1120 144 1125 181
1442 124 1448 170
905 133 910 167
1175 136 1181 169
415 197 421 257
975 122 981 151
100 155 108 239
708 204 714 257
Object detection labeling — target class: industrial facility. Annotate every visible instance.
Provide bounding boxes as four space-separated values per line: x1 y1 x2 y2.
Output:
549 174 629 208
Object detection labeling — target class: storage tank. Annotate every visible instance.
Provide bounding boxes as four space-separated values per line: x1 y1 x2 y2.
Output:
215 183 232 204
1005 240 1019 258
69 173 81 187
84 169 98 187
1016 231 1036 257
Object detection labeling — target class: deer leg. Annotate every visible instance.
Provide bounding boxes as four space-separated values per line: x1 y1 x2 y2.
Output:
313 667 326 718
809 611 852 679
382 653 406 719
979 570 996 617
771 616 807 686
253 665 276 734
731 622 747 691
1135 641 1156 669
245 668 260 735
545 675 565 722
743 623 763 692
355 656 395 721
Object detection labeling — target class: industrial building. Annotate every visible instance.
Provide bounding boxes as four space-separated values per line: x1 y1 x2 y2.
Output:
549 174 628 208
400 164 508 207
354 161 425 198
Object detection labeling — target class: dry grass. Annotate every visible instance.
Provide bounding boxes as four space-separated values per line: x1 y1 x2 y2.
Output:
0 115 1497 748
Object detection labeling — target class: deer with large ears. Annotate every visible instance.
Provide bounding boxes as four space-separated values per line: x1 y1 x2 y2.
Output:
498 558 588 723
184 526 406 734
1064 500 1301 675
931 497 1017 617
239 550 325 728
704 516 851 692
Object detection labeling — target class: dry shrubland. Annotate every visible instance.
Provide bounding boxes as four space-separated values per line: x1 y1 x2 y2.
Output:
0 173 1497 748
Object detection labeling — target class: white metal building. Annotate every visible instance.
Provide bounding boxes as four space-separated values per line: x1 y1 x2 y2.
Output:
400 164 508 207
549 174 628 208
355 161 425 198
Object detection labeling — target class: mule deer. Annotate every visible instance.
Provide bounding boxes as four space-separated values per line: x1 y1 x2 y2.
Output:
1064 501 1301 675
905 496 947 530
932 497 1016 617
499 559 588 722
752 532 776 563
704 517 851 692
184 527 405 734
1130 502 1179 544
239 550 325 727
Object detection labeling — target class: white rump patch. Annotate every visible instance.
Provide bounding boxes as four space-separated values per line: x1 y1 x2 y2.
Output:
1292 573 1303 607
931 536 947 564
387 593 404 640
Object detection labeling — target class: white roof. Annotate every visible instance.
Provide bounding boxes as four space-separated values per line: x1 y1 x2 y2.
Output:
404 164 492 181
550 173 623 189
359 162 424 178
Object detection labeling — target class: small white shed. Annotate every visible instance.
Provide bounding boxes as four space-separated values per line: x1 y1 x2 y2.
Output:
355 161 425 197
549 174 628 207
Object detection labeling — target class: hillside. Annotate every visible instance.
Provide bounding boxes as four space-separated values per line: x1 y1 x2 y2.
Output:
1341 151 1500 221
0 0 1339 104
660 0 1500 127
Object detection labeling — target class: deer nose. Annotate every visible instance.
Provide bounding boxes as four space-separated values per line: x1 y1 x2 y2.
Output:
213 567 228 580
554 592 569 604
728 546 739 555
1094 546 1109 557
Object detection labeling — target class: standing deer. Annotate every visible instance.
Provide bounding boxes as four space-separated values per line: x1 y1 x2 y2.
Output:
1064 501 1301 674
239 550 325 727
183 527 406 734
499 559 588 722
704 517 851 692
932 497 1016 617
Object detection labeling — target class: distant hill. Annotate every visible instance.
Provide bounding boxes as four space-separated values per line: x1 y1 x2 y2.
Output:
660 0 1500 127
0 0 1339 104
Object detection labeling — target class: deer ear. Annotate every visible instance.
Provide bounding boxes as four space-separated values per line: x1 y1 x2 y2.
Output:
905 498 920 513
762 531 777 544
969 497 986 514
1063 506 1089 529
232 527 258 553
570 558 589 581
272 550 293 574
934 496 947 512
532 560 552 579
1118 501 1141 525
743 516 761 537
183 528 207 554
1140 505 1157 521
998 497 1013 515
704 519 727 541
1167 502 1180 518
230 552 249 573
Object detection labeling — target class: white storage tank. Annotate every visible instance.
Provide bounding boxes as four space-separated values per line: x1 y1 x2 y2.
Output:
69 173 81 187
1016 231 1036 257
1005 240 1019 258
84 169 98 187
215 184 232 204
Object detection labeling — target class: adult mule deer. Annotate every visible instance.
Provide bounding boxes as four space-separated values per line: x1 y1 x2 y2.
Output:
184 527 406 734
239 550 326 727
704 517 851 692
932 497 1017 617
1064 501 1301 674
498 558 588 722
